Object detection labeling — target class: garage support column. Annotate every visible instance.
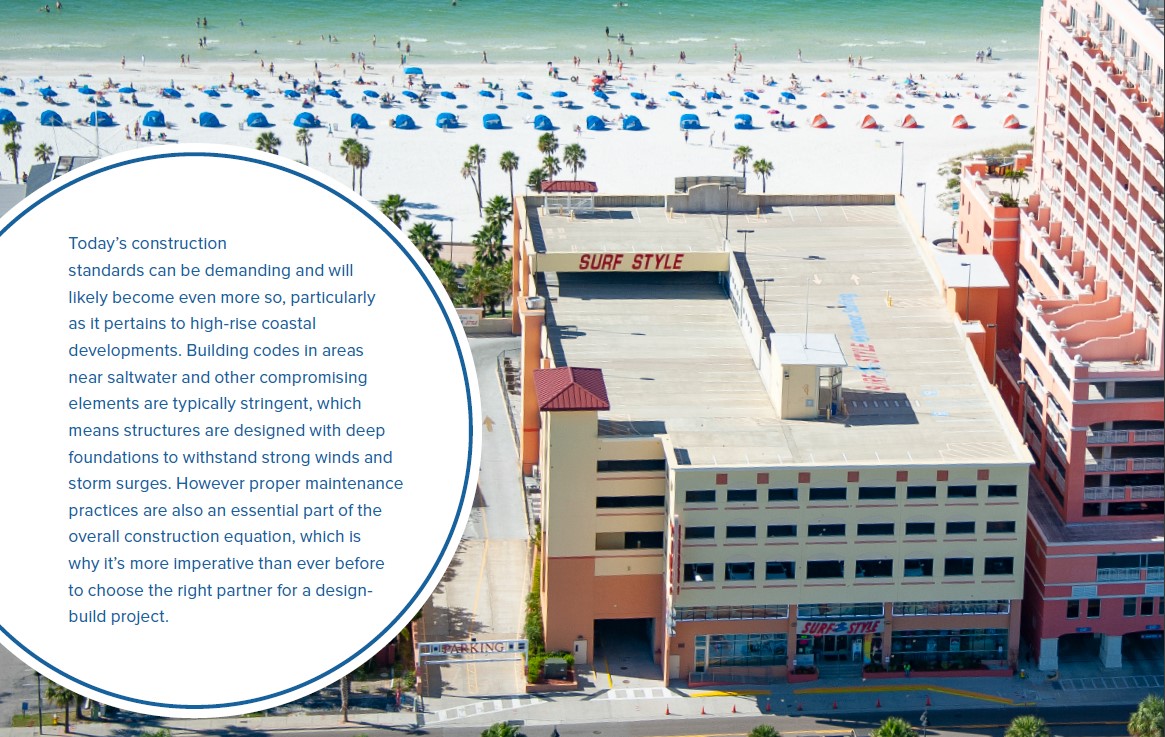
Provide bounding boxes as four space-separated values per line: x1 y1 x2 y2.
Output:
1037 637 1059 672
1100 633 1123 669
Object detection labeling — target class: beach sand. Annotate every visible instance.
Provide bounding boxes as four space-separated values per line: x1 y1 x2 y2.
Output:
1 55 1036 245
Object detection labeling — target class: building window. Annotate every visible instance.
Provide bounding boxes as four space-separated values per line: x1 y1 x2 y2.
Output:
684 563 714 582
800 603 884 618
890 628 1008 671
907 485 937 499
944 558 974 577
905 522 935 535
947 485 977 498
808 523 845 537
725 562 755 581
1142 598 1154 616
726 525 756 539
904 559 934 577
768 487 798 502
984 557 1014 576
696 632 787 668
987 484 1018 497
1086 599 1101 618
1125 597 1138 616
727 488 757 503
598 532 664 550
684 526 715 540
686 489 716 504
806 560 845 579
986 521 1016 534
858 486 896 500
676 604 788 621
809 487 847 501
946 521 976 535
766 524 796 538
856 559 894 578
597 459 666 472
1066 600 1079 619
893 600 1010 616
857 523 895 536
596 495 665 508
765 561 795 580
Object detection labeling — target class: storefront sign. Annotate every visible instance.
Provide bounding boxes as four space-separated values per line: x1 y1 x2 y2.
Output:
418 639 527 656
456 308 482 328
796 619 884 635
531 251 730 273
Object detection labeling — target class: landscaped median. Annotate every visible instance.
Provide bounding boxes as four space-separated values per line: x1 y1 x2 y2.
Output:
522 546 578 692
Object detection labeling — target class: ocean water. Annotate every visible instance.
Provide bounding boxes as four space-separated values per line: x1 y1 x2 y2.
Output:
0 0 1041 68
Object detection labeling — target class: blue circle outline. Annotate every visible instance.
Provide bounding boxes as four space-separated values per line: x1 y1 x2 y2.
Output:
0 150 476 711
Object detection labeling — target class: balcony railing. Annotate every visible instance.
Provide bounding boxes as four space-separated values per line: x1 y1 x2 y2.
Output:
1131 485 1165 499
1132 457 1165 471
1085 458 1127 472
1098 567 1142 582
1084 485 1125 500
1133 429 1165 442
1148 567 1165 581
1088 429 1129 443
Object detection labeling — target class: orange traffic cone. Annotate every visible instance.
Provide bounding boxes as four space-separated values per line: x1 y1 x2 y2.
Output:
765 700 772 713
732 704 737 714
876 698 882 708
665 704 671 716
926 695 932 706
701 705 706 715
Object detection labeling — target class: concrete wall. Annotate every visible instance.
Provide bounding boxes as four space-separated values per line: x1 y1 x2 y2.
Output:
668 186 895 215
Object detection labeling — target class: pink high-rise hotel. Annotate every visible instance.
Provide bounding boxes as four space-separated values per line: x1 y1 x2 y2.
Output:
958 0 1164 671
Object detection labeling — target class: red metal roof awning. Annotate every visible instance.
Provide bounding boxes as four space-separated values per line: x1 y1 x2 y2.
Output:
532 367 610 411
541 180 598 194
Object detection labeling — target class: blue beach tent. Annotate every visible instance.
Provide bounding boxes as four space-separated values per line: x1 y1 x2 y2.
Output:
0 109 16 125
482 113 503 129
586 115 606 131
350 113 372 129
245 112 271 127
161 87 181 99
734 113 753 129
293 112 320 128
142 110 166 127
679 113 700 130
533 114 554 130
621 115 643 131
394 114 416 129
39 109 64 127
435 112 458 128
198 111 221 127
87 111 114 127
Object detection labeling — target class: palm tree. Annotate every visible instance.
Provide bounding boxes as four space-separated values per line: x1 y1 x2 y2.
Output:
354 143 371 195
44 681 76 733
481 723 525 737
1004 715 1050 737
541 155 561 179
431 257 461 300
472 223 507 267
255 131 280 154
408 221 441 264
463 259 511 314
379 193 410 227
465 144 486 214
752 158 774 193
499 150 520 203
536 132 559 157
732 145 753 192
749 726 781 737
870 716 913 737
296 127 313 166
339 674 350 723
526 166 547 193
1004 167 1030 198
340 137 361 190
1128 694 1163 737
4 142 20 182
484 195 513 232
34 142 54 164
562 143 587 179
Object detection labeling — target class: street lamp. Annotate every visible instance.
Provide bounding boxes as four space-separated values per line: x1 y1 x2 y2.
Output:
36 671 42 735
756 277 775 307
916 181 928 239
448 216 455 261
895 140 905 196
960 261 972 321
737 228 755 254
719 183 733 242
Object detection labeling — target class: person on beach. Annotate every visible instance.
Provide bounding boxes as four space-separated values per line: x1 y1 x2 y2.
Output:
482 50 488 63
684 129 689 143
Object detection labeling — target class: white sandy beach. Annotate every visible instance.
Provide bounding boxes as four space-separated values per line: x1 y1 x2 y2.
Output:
1 54 1037 245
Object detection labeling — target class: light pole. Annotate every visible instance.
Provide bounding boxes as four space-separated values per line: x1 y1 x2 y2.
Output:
36 672 43 735
737 228 754 254
756 277 774 307
448 216 455 261
719 183 733 242
916 181 928 240
961 261 972 321
895 140 905 196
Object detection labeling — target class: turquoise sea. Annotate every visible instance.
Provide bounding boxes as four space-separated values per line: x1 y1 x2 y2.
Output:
1 0 1041 67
